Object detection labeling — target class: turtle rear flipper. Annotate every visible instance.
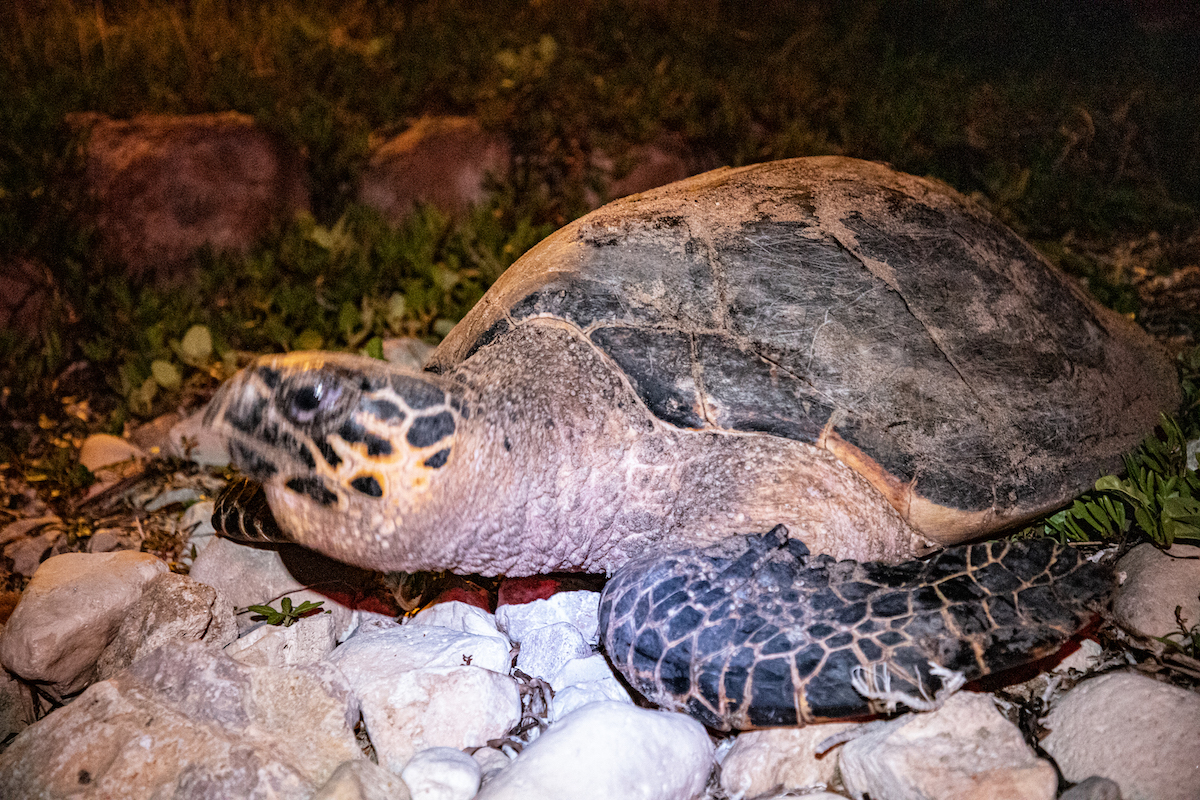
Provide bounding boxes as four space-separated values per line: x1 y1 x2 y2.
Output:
599 530 1111 731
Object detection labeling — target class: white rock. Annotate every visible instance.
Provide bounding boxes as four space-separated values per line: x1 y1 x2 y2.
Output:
0 551 168 694
401 747 482 800
546 654 632 721
408 600 511 650
335 623 512 675
495 590 600 645
0 641 360 797
1042 671 1200 800
190 535 354 636
95 571 238 680
473 701 713 800
1114 543 1200 641
312 759 413 800
515 621 592 680
472 747 513 783
719 723 857 799
840 691 1057 800
226 609 339 667
342 664 521 774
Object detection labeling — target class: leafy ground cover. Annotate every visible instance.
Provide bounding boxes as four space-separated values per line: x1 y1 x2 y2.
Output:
1 0 1198 551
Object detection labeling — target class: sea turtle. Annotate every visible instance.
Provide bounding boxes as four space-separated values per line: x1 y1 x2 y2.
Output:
204 156 1178 730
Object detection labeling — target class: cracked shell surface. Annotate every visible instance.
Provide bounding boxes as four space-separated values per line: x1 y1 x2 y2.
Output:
433 156 1178 541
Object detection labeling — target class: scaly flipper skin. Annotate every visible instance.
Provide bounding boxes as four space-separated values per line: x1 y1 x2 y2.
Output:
599 527 1111 730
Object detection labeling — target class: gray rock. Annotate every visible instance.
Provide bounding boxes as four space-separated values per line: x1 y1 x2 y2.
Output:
189 535 357 637
839 691 1057 800
1042 671 1200 800
95 571 238 680
312 759 413 800
0 660 36 747
1060 775 1123 800
226 609 339 667
0 642 360 798
1114 543 1200 641
0 551 168 695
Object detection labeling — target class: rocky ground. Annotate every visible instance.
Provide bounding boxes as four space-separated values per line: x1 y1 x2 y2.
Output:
1 112 1199 800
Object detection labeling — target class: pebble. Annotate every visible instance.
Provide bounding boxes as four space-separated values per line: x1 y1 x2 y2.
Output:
401 747 482 800
1042 671 1200 800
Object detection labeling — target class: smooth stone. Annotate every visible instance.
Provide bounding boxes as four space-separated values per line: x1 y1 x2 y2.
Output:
0 551 167 694
400 747 482 800
312 759 413 800
0 662 37 746
473 701 713 800
95 571 238 680
840 691 1057 800
1042 671 1200 800
719 723 857 799
78 433 147 472
1113 543 1200 641
1060 776 1124 800
0 642 360 798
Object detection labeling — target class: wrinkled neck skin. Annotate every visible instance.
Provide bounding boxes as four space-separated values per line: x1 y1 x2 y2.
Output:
312 319 925 577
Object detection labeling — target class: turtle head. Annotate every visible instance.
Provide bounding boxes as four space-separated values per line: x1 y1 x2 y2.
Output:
204 351 471 569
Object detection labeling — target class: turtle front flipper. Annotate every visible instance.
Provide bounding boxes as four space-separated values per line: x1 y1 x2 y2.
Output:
598 527 1111 731
212 477 292 544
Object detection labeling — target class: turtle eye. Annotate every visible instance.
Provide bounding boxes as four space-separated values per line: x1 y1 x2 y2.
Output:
284 380 343 424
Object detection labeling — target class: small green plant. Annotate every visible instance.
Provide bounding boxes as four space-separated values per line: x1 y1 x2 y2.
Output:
1154 601 1200 659
245 597 326 627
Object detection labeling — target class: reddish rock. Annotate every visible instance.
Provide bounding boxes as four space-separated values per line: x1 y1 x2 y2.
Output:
358 116 510 224
69 111 310 278
0 258 51 334
593 133 717 202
